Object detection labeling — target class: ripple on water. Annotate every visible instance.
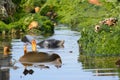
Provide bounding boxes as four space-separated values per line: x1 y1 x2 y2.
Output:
0 26 119 80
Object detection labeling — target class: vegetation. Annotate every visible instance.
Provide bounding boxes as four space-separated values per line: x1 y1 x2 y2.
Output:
43 0 120 56
76 2 120 56
0 0 54 35
0 0 120 55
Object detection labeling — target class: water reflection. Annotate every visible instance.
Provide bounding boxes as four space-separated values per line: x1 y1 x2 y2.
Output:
23 68 34 75
1 26 120 80
0 34 19 80
0 69 9 80
0 51 12 80
19 52 62 68
79 55 120 77
22 64 51 76
0 56 11 80
0 35 10 80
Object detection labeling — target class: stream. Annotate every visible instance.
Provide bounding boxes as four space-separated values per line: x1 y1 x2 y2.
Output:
0 25 120 80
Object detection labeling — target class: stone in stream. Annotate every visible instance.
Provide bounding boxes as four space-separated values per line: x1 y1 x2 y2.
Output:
37 39 64 48
21 35 64 48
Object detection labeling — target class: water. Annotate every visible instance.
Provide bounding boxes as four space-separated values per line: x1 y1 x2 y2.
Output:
0 25 120 80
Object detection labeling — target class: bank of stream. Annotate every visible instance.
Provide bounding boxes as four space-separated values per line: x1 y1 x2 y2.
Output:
0 25 120 80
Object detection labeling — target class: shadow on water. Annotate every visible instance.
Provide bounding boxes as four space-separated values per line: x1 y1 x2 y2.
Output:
0 25 120 80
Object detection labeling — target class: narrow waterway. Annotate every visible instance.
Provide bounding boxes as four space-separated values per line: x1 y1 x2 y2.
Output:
0 25 120 80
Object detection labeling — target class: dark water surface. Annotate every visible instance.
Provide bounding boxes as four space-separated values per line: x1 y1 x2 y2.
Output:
0 25 120 80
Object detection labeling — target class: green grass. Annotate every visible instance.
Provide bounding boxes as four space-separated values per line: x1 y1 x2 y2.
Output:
44 0 120 56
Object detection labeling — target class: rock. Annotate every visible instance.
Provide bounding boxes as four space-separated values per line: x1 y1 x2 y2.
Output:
94 25 101 32
0 0 15 20
88 0 101 6
37 39 64 48
35 6 40 13
28 21 39 30
99 18 118 26
21 35 64 48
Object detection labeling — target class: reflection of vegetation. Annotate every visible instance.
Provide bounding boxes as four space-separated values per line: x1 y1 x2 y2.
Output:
0 36 11 55
79 55 119 69
116 68 120 78
79 54 120 77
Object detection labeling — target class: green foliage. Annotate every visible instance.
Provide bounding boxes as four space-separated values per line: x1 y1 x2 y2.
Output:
20 0 46 12
39 19 54 35
40 4 52 16
0 0 54 35
46 0 120 56
12 0 21 5
0 21 7 31
79 23 120 56
40 0 59 16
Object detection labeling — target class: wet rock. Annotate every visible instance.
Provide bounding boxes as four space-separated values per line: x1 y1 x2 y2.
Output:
69 51 73 53
37 39 64 48
21 35 64 48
